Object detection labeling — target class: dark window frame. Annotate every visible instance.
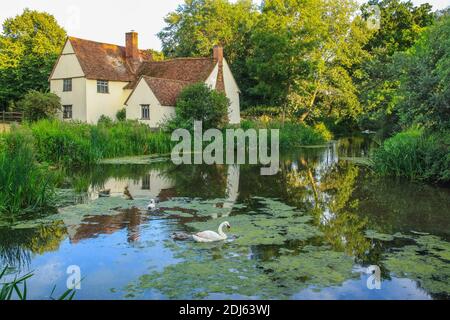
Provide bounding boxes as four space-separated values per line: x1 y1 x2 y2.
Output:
97 80 109 94
63 78 72 92
63 105 73 119
141 104 150 120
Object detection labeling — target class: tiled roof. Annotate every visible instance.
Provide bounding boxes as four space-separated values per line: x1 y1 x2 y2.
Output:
65 36 225 106
68 37 152 81
124 58 216 89
143 76 191 106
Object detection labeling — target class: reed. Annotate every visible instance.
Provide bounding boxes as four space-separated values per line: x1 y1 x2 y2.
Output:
372 128 450 183
0 128 58 215
24 119 173 167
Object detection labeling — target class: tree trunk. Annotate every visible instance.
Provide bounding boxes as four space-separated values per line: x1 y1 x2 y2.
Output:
299 86 319 123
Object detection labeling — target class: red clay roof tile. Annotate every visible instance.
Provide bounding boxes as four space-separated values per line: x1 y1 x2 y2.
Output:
143 76 191 106
68 37 151 82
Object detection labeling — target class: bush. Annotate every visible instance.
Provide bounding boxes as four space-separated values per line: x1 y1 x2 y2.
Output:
97 115 113 126
372 128 450 183
0 127 58 214
116 108 126 121
16 90 61 122
241 106 282 119
164 83 229 131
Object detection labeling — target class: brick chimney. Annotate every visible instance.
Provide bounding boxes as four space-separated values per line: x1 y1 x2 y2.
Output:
126 31 139 61
213 45 223 66
213 45 225 93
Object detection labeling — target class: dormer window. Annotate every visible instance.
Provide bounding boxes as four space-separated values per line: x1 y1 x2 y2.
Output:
63 78 72 92
97 80 109 93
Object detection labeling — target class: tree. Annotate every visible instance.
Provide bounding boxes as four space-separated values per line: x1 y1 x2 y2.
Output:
164 83 229 130
0 9 66 110
395 13 450 131
158 0 259 106
17 90 61 122
248 0 371 123
356 0 435 131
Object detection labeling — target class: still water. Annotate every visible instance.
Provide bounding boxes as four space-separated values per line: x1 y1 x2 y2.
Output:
1 137 449 299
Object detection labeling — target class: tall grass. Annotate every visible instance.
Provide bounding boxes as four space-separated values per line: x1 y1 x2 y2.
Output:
0 128 58 215
26 119 173 167
372 128 450 183
240 119 332 148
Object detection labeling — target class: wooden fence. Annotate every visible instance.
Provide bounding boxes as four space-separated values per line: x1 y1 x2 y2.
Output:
0 112 24 124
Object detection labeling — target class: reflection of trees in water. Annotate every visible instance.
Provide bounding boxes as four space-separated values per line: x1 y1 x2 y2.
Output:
351 173 450 237
281 153 370 258
161 164 229 199
0 221 67 269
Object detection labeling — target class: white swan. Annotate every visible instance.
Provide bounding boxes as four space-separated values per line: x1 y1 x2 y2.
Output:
192 221 231 243
147 199 157 210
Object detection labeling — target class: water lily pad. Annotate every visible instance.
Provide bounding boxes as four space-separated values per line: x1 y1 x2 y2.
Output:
382 235 450 295
365 230 394 241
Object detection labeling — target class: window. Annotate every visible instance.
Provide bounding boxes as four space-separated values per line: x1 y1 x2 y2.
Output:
97 80 109 93
63 105 72 119
142 174 151 190
63 78 72 92
141 104 150 120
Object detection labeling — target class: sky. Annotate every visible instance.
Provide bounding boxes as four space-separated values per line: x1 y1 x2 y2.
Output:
0 0 448 51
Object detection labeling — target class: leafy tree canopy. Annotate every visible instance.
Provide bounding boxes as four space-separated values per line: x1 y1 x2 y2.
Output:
0 9 66 110
248 0 372 123
395 13 450 131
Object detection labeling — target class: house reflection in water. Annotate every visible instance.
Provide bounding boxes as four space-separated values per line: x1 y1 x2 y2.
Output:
67 165 241 244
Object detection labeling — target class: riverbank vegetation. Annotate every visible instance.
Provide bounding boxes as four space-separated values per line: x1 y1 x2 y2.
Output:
0 128 58 215
5 120 173 168
373 128 450 183
0 0 448 217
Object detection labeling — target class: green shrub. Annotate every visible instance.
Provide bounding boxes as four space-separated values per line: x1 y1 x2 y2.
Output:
97 115 113 126
372 128 450 183
16 90 61 122
116 108 126 121
0 127 58 214
164 83 230 131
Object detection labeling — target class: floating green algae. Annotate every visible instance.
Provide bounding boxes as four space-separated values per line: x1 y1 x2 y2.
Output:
382 235 450 295
129 242 356 299
133 254 274 299
262 245 357 291
99 155 170 165
159 197 246 218
186 199 322 246
365 230 395 242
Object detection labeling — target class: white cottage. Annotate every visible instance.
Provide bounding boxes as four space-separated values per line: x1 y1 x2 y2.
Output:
49 32 241 127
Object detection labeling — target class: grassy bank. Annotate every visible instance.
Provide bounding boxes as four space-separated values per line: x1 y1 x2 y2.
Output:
24 119 173 167
372 128 450 184
240 119 332 148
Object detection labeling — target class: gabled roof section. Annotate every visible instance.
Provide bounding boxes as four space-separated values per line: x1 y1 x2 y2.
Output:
124 57 216 89
68 37 152 82
143 76 191 106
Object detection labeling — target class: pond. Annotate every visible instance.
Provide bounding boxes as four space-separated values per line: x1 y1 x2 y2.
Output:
1 136 449 300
